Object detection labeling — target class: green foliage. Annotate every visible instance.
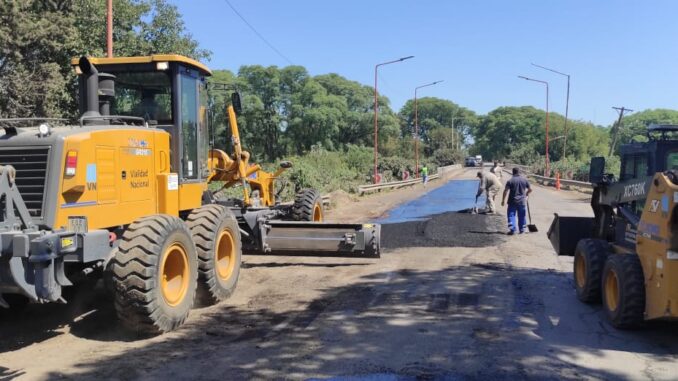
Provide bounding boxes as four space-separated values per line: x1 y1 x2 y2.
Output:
545 155 620 182
277 147 365 199
208 65 402 164
399 97 478 150
614 109 678 151
0 0 210 119
473 106 609 165
6 1 651 198
0 1 78 117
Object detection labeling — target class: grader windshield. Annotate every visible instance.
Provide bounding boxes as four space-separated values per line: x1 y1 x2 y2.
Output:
112 71 173 123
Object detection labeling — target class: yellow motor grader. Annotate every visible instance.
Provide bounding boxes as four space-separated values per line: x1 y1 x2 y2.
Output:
0 55 380 335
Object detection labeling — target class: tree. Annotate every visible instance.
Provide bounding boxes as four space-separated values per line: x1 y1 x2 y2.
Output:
613 109 678 149
0 0 210 119
0 1 78 118
399 97 478 155
472 106 609 164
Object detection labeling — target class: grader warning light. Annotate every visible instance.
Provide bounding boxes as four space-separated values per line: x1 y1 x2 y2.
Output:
65 150 78 176
0 55 380 335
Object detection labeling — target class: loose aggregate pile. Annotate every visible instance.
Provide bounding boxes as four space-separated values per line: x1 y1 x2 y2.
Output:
381 211 508 249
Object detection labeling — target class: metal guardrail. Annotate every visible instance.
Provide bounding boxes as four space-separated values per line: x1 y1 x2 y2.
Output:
530 174 593 189
356 164 462 195
357 174 441 195
504 163 592 190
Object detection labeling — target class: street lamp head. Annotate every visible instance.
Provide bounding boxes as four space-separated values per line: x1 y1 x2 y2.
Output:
518 75 529 80
399 55 415 61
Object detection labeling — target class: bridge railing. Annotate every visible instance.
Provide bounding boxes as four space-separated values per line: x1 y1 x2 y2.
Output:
504 163 593 190
357 164 461 195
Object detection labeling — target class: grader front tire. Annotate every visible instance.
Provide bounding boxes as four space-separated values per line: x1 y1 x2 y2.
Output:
111 215 198 335
292 188 323 222
187 205 242 306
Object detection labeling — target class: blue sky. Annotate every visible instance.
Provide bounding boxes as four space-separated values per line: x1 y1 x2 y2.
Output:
170 1 678 126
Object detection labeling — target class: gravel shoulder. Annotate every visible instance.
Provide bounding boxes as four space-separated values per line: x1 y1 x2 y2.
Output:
1 168 678 380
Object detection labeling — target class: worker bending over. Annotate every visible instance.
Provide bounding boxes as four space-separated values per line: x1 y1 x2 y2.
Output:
476 171 502 214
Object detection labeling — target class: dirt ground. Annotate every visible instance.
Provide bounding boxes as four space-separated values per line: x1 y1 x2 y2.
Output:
2 168 678 380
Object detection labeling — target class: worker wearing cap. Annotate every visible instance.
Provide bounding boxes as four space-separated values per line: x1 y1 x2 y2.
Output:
501 167 532 235
476 171 502 214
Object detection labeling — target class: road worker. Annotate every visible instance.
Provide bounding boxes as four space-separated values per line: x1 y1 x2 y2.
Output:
421 164 429 186
476 171 502 214
490 160 503 180
501 167 532 235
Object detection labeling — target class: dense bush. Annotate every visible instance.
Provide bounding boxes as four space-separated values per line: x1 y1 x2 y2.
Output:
533 155 621 181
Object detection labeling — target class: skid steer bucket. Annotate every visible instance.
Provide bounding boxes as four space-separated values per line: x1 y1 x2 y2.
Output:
547 214 593 256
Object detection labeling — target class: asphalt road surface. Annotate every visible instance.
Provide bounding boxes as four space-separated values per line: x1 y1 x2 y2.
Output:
1 168 678 380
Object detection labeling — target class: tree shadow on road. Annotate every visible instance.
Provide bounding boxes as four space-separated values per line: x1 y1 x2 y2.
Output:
0 366 25 381
27 262 678 380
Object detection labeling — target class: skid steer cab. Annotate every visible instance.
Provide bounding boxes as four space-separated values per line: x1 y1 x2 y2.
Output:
0 55 380 335
547 124 678 328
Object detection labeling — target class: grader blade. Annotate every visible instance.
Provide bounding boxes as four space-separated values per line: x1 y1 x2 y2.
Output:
257 221 381 258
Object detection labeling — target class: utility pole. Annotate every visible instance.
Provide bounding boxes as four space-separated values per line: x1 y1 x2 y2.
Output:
107 0 113 57
609 106 633 156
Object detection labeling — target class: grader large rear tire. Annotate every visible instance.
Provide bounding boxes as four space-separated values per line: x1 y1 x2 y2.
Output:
111 215 198 335
573 239 609 303
602 254 645 329
292 188 323 222
187 205 242 306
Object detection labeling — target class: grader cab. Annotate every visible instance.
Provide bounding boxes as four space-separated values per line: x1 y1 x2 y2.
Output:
548 124 678 328
0 55 380 335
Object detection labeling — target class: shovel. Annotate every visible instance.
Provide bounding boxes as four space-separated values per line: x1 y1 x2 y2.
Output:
471 195 479 214
527 199 538 232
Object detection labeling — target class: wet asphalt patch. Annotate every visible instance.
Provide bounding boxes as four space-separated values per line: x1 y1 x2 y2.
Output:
376 179 509 249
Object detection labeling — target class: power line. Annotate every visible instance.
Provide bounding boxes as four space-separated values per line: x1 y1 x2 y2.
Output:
223 0 294 65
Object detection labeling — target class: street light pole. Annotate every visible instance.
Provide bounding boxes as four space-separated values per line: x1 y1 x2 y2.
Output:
518 75 550 176
532 63 570 159
373 55 414 184
414 80 443 177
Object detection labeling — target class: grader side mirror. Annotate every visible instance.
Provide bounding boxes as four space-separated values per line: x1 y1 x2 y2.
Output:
231 92 242 115
589 156 605 184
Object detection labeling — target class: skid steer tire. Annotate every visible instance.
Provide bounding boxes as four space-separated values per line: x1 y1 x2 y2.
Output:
573 239 609 303
187 205 242 306
602 254 646 329
292 188 323 222
111 215 198 335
